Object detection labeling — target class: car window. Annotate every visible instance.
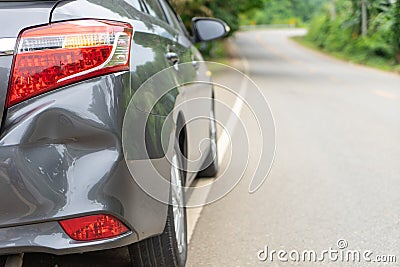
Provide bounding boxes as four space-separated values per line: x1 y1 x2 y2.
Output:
159 0 181 31
124 0 143 11
142 0 167 22
159 0 192 38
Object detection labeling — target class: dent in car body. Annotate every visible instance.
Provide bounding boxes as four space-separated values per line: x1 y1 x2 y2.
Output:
0 0 214 255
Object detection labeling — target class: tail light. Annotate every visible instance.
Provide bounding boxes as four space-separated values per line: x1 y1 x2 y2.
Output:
7 19 133 107
59 214 129 241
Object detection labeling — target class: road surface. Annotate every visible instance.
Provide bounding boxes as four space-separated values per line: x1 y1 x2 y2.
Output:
187 29 400 266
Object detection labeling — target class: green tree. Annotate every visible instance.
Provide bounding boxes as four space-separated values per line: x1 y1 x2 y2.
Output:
307 0 399 67
207 0 264 32
240 0 327 26
171 0 263 34
394 0 400 62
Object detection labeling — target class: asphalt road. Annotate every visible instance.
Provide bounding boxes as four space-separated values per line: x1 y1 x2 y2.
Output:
187 29 400 266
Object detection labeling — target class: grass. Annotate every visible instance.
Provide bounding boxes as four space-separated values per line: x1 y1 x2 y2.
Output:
201 39 230 62
291 36 400 74
200 39 232 74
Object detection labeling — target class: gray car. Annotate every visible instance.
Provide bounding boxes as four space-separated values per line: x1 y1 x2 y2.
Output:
0 0 228 266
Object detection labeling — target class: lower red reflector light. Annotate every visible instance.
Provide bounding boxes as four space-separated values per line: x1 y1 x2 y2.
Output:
59 214 129 241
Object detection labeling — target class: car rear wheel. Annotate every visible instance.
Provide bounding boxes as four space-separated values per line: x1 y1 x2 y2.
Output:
128 145 187 267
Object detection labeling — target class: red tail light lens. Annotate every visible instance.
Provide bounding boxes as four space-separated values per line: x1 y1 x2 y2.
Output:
59 214 129 241
7 20 133 107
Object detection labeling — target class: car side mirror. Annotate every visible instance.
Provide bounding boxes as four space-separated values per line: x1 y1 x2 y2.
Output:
192 17 230 43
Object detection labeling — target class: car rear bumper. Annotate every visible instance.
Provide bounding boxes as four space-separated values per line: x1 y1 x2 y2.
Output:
0 220 136 256
0 72 169 255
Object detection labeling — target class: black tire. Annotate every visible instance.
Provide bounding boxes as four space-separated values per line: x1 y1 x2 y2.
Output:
128 145 187 267
197 97 219 178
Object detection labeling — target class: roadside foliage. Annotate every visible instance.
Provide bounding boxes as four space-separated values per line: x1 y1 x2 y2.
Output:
306 0 400 68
